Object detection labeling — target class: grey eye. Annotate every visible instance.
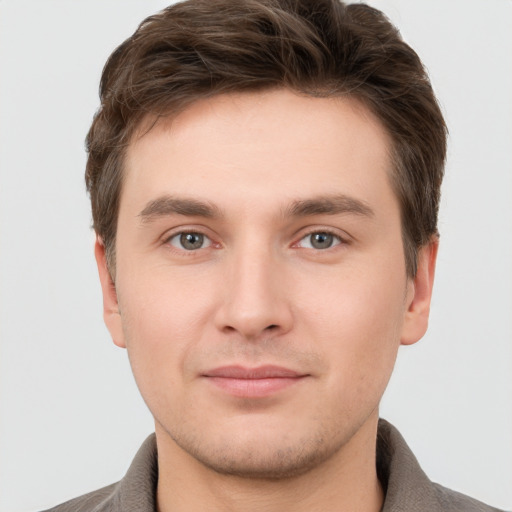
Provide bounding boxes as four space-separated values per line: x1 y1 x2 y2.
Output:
169 232 211 250
299 232 341 250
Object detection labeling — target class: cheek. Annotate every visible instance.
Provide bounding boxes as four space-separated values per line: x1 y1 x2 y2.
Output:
119 263 216 340
116 271 216 398
298 261 407 403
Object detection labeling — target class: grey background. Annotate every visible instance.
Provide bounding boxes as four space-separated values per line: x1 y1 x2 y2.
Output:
1 1 511 511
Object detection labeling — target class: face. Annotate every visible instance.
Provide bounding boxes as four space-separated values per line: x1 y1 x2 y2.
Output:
97 89 436 478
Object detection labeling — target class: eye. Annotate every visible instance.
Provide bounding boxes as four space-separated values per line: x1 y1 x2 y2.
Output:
168 232 212 251
298 232 342 250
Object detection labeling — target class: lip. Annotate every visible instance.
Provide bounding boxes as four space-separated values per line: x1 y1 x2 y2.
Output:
201 365 309 398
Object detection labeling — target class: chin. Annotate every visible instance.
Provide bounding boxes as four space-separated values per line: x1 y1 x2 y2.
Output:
193 444 335 480
166 421 347 480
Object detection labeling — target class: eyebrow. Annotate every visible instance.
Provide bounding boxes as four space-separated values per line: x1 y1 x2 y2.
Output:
138 193 374 224
285 194 374 219
138 196 221 223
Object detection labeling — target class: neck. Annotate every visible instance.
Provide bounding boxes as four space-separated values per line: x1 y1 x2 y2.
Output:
155 415 384 512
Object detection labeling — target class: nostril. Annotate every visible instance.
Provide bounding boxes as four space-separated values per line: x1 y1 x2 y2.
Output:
266 324 278 330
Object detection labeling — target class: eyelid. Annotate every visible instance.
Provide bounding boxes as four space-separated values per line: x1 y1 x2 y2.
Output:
161 226 220 252
159 225 350 252
168 232 212 250
292 227 350 249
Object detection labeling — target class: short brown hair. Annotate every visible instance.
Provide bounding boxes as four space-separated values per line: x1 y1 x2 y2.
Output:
86 0 447 276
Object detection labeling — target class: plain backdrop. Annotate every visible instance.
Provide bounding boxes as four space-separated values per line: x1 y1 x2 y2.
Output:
0 1 511 511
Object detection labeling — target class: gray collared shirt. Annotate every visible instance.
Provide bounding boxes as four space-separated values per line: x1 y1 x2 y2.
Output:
42 419 505 512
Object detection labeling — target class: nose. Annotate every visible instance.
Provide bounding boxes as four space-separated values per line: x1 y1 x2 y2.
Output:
214 243 294 341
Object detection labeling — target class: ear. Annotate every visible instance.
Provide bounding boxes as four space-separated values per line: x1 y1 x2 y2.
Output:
94 237 126 348
400 238 439 346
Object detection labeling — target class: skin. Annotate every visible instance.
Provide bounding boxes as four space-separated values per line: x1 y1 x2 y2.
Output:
96 89 437 512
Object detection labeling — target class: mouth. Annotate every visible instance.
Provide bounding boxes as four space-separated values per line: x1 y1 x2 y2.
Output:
201 365 309 398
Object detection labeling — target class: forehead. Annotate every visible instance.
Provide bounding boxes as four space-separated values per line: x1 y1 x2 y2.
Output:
122 89 395 216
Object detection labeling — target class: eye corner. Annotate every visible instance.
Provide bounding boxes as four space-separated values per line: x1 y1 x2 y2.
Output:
165 230 214 252
294 229 349 251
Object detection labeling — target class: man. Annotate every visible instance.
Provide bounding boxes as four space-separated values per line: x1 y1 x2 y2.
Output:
42 0 504 511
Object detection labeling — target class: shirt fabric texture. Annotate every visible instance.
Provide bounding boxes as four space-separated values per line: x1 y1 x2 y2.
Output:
41 419 505 512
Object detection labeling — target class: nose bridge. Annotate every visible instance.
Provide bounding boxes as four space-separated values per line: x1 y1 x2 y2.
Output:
216 235 292 339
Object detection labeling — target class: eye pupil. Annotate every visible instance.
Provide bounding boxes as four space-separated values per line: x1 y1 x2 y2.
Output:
311 233 333 249
180 233 204 250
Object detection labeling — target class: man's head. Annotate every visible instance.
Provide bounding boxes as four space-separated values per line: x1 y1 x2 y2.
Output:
86 0 447 278
91 0 444 485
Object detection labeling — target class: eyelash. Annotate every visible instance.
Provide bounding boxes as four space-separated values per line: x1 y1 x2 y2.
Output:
295 229 346 250
165 231 214 252
163 228 348 254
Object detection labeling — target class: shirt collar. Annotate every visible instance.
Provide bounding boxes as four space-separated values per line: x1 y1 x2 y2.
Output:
377 419 443 511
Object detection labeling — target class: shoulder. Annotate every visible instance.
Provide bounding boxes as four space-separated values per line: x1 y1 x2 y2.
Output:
39 434 157 512
40 482 118 512
432 483 508 512
377 419 507 512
